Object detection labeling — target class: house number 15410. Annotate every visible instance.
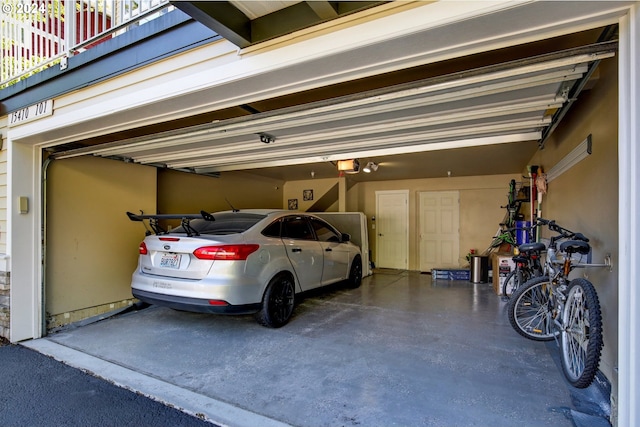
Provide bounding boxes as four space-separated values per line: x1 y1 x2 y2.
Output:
8 99 54 127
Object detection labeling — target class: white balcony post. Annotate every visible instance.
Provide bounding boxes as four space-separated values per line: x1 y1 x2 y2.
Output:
63 0 75 64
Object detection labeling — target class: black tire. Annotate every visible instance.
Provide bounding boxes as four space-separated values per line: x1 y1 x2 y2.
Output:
346 255 362 289
502 268 530 299
501 270 516 299
508 276 559 341
255 273 295 328
560 278 603 388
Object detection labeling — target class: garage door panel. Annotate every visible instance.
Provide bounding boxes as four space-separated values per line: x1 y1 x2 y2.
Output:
52 43 615 176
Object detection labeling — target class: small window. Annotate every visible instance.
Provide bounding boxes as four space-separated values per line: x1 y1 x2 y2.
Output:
310 218 341 243
281 216 315 240
262 219 282 238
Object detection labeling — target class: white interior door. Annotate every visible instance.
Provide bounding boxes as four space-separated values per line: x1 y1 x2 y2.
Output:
419 191 460 272
375 190 408 269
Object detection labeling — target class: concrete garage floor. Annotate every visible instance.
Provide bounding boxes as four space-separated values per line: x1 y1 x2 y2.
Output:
25 271 607 427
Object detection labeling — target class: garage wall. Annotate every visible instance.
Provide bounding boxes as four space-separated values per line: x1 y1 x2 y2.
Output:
157 169 283 214
46 157 157 324
347 174 522 271
528 56 619 401
283 178 339 212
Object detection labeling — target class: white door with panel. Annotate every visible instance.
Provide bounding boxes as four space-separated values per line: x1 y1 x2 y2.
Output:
375 190 409 269
419 191 460 272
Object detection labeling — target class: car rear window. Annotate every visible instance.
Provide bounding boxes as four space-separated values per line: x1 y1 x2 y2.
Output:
170 213 266 235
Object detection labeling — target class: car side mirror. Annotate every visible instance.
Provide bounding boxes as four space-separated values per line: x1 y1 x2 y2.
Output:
341 233 351 243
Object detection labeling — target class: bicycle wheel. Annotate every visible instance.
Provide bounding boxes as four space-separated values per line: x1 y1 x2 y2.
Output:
501 270 517 299
508 276 559 341
501 268 530 299
560 278 603 388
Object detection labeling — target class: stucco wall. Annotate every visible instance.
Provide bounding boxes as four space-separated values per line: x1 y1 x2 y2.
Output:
528 56 619 400
157 169 284 214
348 174 521 271
42 163 284 330
46 156 157 321
283 178 340 212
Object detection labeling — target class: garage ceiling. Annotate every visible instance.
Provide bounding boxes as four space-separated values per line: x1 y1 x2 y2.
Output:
51 40 616 182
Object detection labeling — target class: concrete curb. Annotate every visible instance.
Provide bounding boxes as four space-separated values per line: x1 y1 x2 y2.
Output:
22 338 293 427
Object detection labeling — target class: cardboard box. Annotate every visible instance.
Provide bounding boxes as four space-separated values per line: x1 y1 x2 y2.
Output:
491 253 515 295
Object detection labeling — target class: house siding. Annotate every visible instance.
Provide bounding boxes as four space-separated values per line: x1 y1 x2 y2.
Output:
0 147 8 340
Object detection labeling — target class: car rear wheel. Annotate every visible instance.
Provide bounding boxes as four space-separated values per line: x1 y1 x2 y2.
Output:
255 273 295 328
346 255 362 289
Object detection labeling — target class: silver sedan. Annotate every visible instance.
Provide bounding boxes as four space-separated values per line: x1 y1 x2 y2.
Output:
128 209 362 327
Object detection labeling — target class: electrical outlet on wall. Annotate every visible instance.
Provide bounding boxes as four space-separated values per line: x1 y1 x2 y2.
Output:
19 196 29 214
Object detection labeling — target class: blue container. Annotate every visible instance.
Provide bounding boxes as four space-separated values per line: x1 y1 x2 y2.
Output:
515 220 531 245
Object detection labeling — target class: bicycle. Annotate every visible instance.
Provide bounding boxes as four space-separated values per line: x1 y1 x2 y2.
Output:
507 219 610 388
482 179 529 256
482 224 517 256
501 221 546 299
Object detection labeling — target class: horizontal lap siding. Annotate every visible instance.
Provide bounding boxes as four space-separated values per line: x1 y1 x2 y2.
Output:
0 149 6 255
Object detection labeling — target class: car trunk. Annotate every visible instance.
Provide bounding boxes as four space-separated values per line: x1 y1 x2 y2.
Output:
139 234 239 280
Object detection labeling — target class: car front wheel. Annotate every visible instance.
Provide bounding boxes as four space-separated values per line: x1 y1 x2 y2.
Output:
255 273 295 328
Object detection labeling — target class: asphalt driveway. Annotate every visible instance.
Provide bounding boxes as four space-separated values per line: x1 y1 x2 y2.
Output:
0 342 214 427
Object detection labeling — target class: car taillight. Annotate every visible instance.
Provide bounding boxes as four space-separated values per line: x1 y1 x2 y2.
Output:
139 241 148 255
193 244 260 260
159 237 180 241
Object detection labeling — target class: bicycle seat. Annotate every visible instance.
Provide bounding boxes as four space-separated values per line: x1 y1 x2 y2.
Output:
512 255 529 263
573 232 589 242
559 240 591 255
519 242 545 253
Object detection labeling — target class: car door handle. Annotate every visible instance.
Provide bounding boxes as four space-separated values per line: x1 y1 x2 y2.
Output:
325 248 332 252
291 248 302 253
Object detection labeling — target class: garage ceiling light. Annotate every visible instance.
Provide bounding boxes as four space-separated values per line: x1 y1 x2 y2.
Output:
337 159 360 173
363 162 378 173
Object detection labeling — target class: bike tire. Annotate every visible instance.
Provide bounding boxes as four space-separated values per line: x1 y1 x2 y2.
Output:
501 268 530 299
560 278 603 388
507 276 559 341
501 270 517 299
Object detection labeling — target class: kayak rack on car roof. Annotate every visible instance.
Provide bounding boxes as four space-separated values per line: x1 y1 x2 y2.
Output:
126 210 214 237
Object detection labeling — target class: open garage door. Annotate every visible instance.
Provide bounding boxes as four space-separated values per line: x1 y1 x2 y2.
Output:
40 39 617 331
49 42 616 177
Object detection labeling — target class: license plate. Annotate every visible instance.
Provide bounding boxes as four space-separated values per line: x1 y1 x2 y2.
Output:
160 253 181 269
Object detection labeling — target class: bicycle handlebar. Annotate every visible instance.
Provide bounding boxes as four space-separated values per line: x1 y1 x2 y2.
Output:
499 221 539 233
500 198 529 209
536 218 589 243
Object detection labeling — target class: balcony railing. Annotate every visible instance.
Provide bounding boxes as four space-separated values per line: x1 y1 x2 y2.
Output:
1 0 171 89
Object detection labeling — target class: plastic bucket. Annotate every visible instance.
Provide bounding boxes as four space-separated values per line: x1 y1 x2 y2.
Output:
515 220 531 245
